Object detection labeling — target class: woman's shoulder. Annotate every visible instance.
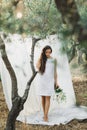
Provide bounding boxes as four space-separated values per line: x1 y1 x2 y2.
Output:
48 57 57 63
51 57 57 61
49 56 56 60
48 57 57 61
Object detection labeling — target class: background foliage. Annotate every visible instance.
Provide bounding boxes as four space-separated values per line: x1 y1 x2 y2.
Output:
0 0 87 66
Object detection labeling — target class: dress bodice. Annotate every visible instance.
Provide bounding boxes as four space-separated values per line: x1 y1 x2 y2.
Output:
46 57 55 65
38 57 55 77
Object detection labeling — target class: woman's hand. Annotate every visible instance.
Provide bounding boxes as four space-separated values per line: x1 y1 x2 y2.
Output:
55 82 59 88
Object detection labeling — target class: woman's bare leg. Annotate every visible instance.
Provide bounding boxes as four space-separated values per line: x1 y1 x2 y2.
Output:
41 96 45 115
44 96 51 121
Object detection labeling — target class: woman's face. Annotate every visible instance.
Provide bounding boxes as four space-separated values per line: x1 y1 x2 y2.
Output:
45 49 52 58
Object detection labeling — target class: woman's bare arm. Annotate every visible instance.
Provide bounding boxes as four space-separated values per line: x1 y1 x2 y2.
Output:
36 58 41 71
54 58 59 86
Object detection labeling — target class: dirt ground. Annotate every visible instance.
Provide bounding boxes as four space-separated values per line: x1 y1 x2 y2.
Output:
0 74 87 130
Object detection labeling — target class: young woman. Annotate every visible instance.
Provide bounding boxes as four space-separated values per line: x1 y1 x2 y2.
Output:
36 45 59 122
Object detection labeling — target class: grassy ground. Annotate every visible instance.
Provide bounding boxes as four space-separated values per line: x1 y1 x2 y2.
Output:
0 57 87 130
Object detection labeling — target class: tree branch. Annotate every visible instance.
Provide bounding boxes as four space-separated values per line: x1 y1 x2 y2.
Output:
22 37 41 102
30 37 41 74
0 36 18 101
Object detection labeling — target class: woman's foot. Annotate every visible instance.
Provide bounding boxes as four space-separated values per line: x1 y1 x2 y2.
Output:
43 116 48 122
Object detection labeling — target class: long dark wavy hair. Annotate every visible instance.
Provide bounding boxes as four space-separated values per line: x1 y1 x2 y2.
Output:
39 45 52 75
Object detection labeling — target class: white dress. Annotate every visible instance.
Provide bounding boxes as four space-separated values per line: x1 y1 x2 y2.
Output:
37 57 55 96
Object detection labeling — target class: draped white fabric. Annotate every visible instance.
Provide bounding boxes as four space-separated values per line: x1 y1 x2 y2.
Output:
0 34 87 125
